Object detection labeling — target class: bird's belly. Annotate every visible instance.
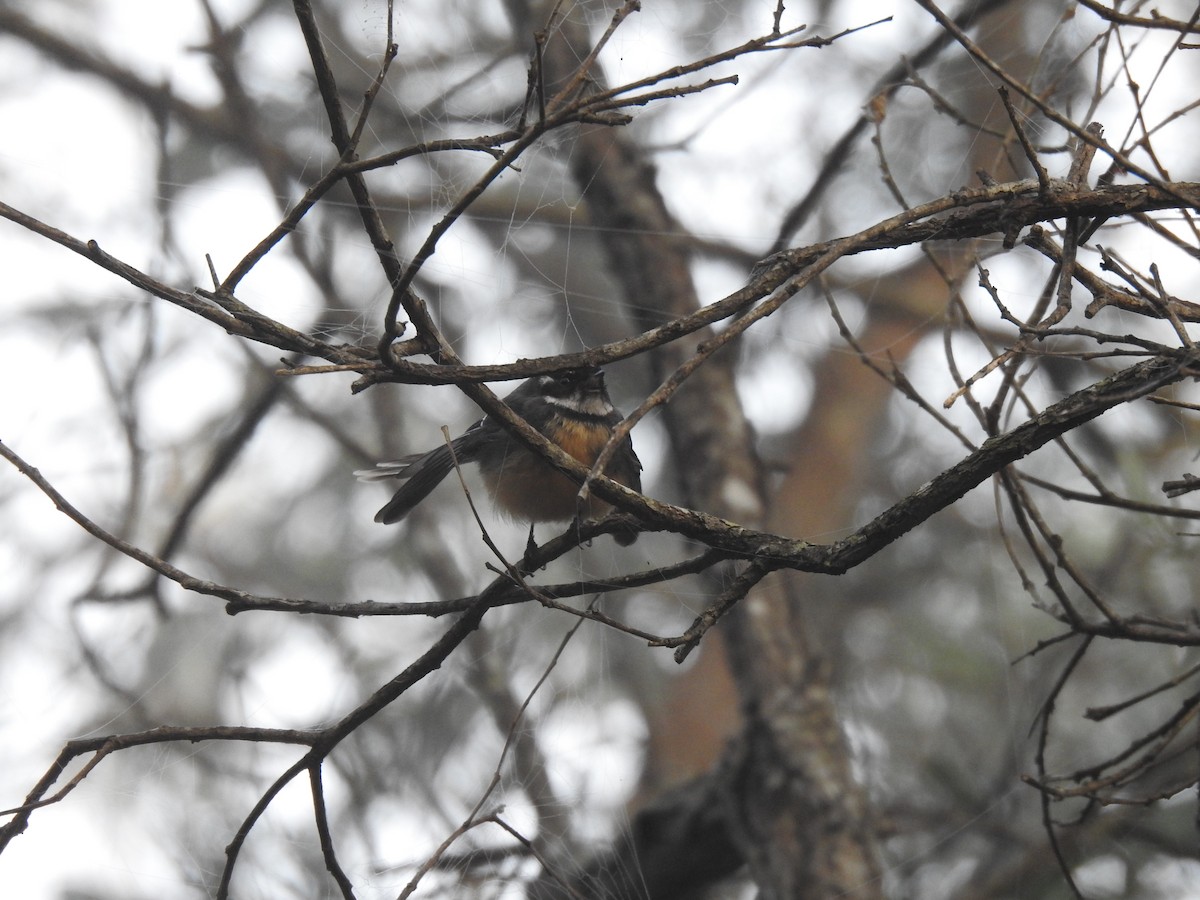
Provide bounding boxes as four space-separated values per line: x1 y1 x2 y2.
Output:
482 420 630 522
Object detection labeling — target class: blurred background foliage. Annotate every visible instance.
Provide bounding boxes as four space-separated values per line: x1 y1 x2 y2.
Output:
2 0 1200 897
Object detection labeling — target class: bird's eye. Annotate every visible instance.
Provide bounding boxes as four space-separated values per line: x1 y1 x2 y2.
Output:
568 367 601 383
544 367 602 394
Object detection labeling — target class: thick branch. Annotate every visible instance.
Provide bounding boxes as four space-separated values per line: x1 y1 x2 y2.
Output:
816 353 1197 573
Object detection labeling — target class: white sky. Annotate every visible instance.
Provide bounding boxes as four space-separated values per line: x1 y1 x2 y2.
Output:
4 1 1200 897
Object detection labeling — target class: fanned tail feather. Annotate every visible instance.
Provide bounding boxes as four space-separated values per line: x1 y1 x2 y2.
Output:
363 446 458 524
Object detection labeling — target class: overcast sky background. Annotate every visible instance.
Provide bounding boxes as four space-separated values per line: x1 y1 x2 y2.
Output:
4 1 1200 897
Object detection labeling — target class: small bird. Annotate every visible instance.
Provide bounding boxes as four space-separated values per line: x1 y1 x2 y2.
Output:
358 367 642 544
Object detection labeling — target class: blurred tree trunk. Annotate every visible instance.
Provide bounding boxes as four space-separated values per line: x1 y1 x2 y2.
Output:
511 2 886 894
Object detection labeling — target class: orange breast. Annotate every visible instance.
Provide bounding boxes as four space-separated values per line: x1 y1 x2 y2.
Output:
483 417 634 522
554 418 638 487
556 419 610 466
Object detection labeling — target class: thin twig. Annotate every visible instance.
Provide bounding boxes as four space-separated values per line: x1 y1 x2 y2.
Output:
998 86 1050 196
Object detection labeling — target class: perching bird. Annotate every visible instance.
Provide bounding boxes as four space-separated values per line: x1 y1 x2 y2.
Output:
358 367 642 544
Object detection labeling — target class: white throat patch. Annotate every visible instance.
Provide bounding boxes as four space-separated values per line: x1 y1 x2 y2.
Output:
546 392 612 417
